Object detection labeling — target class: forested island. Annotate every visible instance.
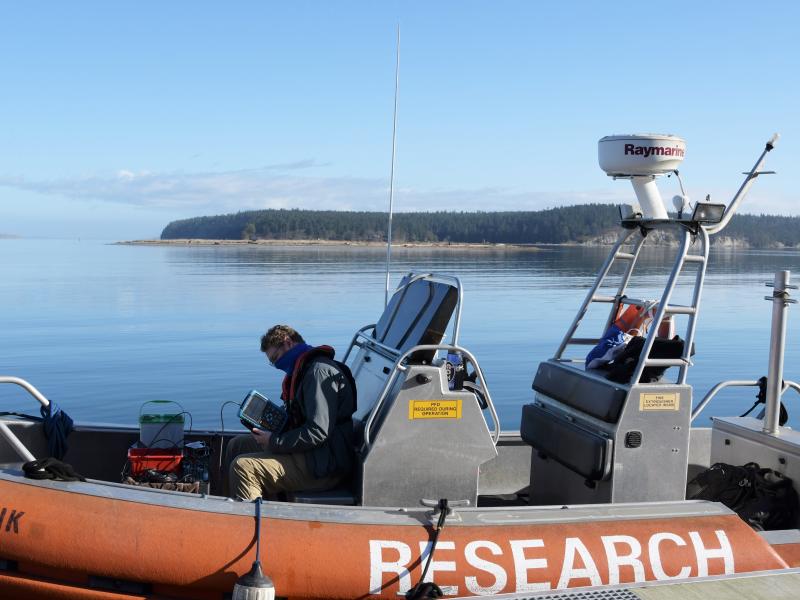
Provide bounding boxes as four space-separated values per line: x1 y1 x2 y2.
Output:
159 205 800 248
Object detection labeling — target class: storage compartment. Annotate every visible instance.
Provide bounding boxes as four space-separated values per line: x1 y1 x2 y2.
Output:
521 403 612 481
127 448 183 476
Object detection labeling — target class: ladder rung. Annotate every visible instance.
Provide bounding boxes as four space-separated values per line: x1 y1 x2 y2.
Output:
684 255 706 264
591 295 617 303
664 305 697 315
619 298 648 308
644 358 692 368
614 251 636 260
568 338 601 346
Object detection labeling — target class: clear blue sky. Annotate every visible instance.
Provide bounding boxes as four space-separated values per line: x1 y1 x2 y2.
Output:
1 1 797 239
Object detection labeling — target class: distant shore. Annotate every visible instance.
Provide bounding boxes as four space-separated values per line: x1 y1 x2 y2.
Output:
115 238 544 251
114 236 788 250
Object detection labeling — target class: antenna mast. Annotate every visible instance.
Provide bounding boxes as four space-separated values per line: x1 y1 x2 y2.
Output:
384 24 400 307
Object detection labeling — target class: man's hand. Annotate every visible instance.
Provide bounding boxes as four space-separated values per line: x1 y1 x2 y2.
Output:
251 427 272 448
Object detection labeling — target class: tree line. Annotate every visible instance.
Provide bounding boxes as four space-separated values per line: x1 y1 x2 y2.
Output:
159 205 800 248
161 205 620 244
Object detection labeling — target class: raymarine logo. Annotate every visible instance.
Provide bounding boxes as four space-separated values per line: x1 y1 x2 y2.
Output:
624 144 684 158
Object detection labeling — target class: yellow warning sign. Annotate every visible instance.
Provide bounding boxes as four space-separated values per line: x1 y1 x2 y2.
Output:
408 400 462 420
640 392 680 411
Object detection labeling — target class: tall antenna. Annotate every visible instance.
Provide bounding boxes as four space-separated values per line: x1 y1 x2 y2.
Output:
384 24 400 307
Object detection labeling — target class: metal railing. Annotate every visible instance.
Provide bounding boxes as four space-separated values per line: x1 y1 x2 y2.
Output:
362 343 500 450
553 135 779 385
554 223 708 385
691 271 799 431
0 376 51 462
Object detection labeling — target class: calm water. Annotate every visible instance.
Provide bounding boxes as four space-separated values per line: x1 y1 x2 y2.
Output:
2 239 800 430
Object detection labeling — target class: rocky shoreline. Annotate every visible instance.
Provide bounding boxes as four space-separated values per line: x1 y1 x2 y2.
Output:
115 236 799 250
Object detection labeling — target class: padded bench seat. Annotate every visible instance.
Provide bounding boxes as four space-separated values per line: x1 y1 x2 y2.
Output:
532 360 628 423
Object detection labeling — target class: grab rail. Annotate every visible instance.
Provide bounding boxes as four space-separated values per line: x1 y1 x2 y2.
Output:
0 423 36 462
362 343 500 450
342 325 401 364
0 376 50 462
691 379 800 423
704 134 779 235
0 376 51 409
691 380 761 422
692 271 799 426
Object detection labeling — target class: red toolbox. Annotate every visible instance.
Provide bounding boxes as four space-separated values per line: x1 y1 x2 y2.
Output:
127 448 182 476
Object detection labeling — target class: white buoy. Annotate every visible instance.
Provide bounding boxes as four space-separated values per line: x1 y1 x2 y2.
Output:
232 562 275 600
232 498 275 600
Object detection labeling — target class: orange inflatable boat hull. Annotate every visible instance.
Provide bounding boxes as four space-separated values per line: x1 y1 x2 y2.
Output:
0 478 789 599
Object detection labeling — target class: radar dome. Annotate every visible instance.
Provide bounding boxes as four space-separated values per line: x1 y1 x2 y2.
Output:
598 134 686 177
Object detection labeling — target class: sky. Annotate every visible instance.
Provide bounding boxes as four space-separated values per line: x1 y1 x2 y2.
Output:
1 1 798 239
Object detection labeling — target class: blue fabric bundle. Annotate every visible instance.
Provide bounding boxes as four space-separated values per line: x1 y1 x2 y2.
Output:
39 401 74 460
585 324 628 369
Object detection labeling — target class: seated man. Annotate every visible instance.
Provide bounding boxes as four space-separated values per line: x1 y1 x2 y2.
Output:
225 324 357 500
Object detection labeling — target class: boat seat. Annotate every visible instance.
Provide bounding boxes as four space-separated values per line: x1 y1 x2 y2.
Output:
372 273 458 363
532 360 628 423
286 487 356 505
348 273 459 424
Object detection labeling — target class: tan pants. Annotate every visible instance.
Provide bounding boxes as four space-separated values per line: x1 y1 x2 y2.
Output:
224 434 342 500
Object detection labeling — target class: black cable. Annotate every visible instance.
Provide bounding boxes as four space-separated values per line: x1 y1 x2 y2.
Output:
255 497 262 563
740 400 760 418
218 400 243 488
740 377 768 418
143 410 193 449
219 400 241 434
147 439 182 450
406 499 448 600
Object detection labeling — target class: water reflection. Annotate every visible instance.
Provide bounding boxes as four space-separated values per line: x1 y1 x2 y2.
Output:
1 240 799 429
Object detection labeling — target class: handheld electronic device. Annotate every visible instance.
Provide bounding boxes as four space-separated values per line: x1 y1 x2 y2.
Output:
238 390 288 433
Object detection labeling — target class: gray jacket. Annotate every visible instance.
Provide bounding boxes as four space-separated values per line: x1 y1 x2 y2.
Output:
268 357 356 479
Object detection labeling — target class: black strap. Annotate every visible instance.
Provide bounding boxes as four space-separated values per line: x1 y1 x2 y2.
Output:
406 499 448 600
743 376 789 426
23 458 86 482
739 376 766 418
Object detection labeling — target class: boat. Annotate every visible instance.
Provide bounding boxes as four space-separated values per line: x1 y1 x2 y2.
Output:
2 133 799 600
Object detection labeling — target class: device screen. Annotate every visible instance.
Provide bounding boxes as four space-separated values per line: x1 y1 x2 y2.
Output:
242 391 268 422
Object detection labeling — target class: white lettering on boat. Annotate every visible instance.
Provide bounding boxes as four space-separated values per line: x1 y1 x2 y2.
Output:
464 541 506 595
601 535 645 585
648 532 691 579
557 537 601 588
689 530 734 576
623 144 685 158
418 541 458 595
509 539 550 592
369 540 412 594
368 529 736 596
